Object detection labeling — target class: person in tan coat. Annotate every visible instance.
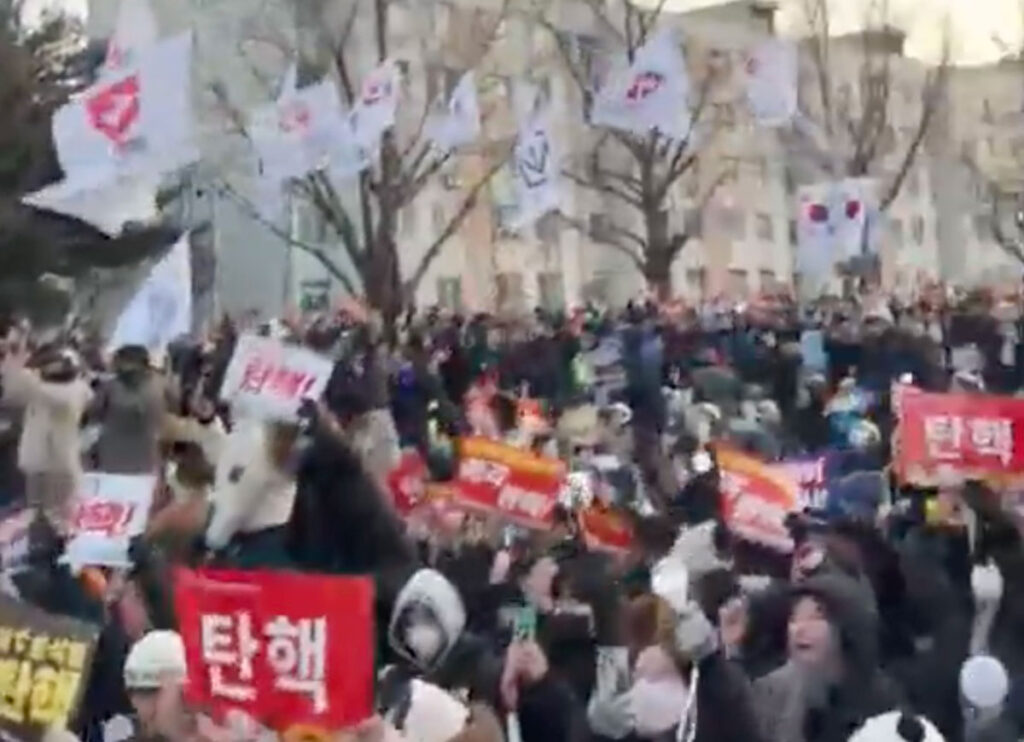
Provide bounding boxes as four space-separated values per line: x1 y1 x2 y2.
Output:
1 342 92 531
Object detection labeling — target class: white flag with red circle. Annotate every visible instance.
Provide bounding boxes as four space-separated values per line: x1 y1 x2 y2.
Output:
350 60 400 149
248 77 364 185
591 29 691 140
51 33 198 182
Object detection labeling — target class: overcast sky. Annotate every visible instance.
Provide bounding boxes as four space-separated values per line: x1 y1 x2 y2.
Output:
24 0 1024 65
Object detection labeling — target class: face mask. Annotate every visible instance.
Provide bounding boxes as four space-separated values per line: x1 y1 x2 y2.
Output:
405 622 444 666
630 677 688 737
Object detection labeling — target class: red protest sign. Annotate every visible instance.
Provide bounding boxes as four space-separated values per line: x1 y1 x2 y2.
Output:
578 506 634 554
174 569 375 731
452 437 565 529
717 448 798 553
386 451 429 516
895 387 1024 486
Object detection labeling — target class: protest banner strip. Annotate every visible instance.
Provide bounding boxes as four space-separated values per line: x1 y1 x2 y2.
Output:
451 437 566 530
716 447 799 553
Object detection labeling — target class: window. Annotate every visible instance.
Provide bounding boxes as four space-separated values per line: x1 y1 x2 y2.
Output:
974 213 992 239
728 269 748 296
721 210 746 239
911 215 925 244
983 98 994 124
590 213 615 243
495 272 526 313
755 213 774 241
889 218 904 244
536 213 561 245
437 277 462 311
537 272 565 312
759 270 777 291
788 219 797 245
443 67 463 99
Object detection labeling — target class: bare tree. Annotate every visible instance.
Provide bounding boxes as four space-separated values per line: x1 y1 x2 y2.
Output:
530 0 725 299
793 0 949 213
207 0 516 325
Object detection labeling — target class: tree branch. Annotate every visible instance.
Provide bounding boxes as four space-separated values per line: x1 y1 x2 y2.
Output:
404 148 513 294
217 180 361 296
879 50 949 210
558 214 645 270
562 168 643 208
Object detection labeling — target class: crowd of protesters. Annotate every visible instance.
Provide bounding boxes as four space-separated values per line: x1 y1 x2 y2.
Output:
0 285 1022 742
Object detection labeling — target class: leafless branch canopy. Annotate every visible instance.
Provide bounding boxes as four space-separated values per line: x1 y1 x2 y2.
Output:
208 0 516 316
797 0 950 211
531 0 725 292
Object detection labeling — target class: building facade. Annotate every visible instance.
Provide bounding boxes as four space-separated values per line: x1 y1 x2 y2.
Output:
87 0 1024 314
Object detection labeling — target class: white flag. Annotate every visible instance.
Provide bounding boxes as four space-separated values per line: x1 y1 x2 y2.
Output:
52 33 198 182
107 231 192 354
249 78 350 184
512 108 560 229
427 71 481 151
350 60 400 148
22 170 159 237
591 29 691 140
103 0 159 74
744 39 797 127
796 178 875 279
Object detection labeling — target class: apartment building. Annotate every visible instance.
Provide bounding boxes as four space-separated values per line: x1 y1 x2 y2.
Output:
931 58 1024 287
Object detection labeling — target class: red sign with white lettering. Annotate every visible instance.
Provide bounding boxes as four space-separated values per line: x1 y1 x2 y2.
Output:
895 386 1024 486
451 437 565 529
174 569 374 731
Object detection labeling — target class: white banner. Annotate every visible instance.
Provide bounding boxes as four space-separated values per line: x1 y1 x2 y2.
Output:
744 39 797 127
63 474 156 568
22 169 159 237
796 178 876 280
52 32 198 183
351 60 400 149
219 334 334 421
103 0 159 74
591 29 691 140
512 109 560 229
427 71 481 151
107 231 192 353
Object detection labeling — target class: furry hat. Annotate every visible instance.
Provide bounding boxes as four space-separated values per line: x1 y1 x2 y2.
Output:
389 569 466 672
847 712 944 742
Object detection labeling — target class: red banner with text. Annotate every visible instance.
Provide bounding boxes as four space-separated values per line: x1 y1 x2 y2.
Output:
174 569 374 733
452 437 565 529
895 387 1024 486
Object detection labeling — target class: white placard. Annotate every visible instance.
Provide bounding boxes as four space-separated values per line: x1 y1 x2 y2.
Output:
219 334 334 421
63 473 156 568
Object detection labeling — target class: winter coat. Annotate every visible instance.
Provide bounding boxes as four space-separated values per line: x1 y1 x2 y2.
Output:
91 375 167 474
2 363 92 475
753 574 903 742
